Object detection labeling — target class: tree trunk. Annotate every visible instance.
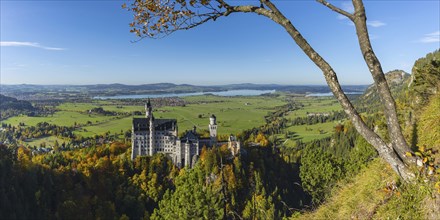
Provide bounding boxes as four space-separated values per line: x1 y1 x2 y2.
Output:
260 0 414 180
351 0 415 166
150 0 417 180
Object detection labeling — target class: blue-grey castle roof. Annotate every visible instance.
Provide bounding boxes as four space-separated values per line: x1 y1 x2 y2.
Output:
133 118 177 131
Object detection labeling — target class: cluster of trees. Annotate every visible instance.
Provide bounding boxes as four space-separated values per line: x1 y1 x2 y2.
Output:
87 107 118 116
264 102 303 123
148 142 310 219
408 50 440 107
241 103 346 143
122 0 428 181
298 123 377 204
0 122 75 144
0 122 133 154
0 136 310 219
271 120 378 205
0 95 35 119
0 142 177 219
113 97 186 108
289 110 346 126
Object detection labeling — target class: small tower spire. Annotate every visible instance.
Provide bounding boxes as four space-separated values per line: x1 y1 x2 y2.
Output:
146 98 153 118
209 114 217 146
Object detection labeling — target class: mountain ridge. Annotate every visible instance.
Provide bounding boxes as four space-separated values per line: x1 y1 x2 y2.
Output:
1 83 368 100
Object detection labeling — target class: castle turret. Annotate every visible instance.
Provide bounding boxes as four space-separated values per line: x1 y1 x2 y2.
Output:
228 135 241 156
149 116 155 156
131 123 135 160
209 114 217 145
146 98 152 118
148 100 155 156
184 140 191 167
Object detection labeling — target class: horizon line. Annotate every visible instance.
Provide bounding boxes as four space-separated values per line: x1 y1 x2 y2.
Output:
0 82 370 86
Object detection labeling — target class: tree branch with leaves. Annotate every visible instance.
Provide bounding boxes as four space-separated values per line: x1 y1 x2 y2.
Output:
123 0 417 181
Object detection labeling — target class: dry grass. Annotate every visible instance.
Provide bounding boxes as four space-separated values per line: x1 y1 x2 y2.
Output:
296 158 399 220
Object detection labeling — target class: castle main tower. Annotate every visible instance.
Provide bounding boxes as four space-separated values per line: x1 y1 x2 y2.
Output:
209 114 217 145
147 99 155 156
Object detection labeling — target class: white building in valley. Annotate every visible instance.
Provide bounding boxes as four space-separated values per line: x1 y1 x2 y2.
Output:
131 99 238 168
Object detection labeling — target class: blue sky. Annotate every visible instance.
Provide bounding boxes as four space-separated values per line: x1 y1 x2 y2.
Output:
1 0 439 85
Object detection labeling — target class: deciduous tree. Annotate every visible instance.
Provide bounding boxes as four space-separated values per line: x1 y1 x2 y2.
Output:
124 0 416 180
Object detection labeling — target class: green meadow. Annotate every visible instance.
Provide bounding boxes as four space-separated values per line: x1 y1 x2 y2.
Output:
24 136 68 147
75 117 133 137
285 121 337 143
57 102 142 113
2 95 343 143
2 111 112 127
2 95 286 136
75 96 287 137
286 96 342 118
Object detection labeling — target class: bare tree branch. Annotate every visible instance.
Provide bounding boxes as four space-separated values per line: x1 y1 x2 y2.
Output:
351 0 415 166
253 0 415 181
316 0 354 21
125 0 417 181
229 5 273 18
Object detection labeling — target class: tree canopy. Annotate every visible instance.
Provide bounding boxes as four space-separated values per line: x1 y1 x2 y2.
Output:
124 0 417 180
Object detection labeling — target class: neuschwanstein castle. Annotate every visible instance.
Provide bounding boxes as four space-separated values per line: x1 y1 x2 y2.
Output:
131 99 240 168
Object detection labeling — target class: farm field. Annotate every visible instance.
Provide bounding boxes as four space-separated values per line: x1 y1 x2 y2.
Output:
75 116 133 137
156 95 286 135
285 121 337 143
286 97 342 118
2 94 343 143
76 95 287 137
2 95 287 138
275 121 337 148
1 111 113 127
57 102 142 113
24 136 67 147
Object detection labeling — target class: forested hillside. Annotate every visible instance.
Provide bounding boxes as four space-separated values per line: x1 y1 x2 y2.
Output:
408 51 440 107
0 95 35 119
0 51 439 219
0 141 308 219
299 50 440 219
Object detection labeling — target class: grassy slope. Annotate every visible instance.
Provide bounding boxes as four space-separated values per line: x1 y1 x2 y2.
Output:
297 157 437 220
296 159 400 219
300 53 440 220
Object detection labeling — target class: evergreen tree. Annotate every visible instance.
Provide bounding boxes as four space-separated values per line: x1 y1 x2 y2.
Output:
151 166 224 219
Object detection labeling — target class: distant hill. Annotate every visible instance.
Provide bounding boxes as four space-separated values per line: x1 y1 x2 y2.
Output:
358 50 440 112
214 83 367 93
0 83 368 100
0 94 35 119
358 69 411 107
0 95 34 111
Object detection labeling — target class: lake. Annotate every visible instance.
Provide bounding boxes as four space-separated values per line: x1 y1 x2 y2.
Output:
305 92 364 97
94 89 276 99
